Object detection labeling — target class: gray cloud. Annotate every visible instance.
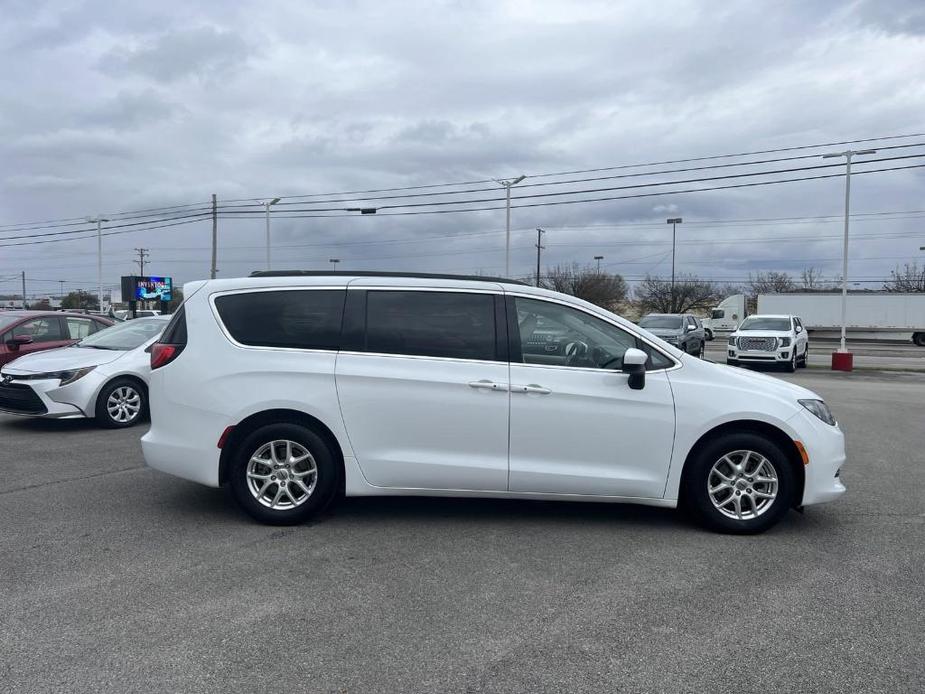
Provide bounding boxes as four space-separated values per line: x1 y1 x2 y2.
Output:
0 0 923 298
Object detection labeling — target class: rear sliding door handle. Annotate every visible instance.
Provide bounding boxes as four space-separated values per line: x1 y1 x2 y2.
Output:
468 380 507 391
512 384 552 395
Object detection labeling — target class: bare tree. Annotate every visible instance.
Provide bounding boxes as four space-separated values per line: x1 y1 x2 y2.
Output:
540 263 627 309
884 262 925 292
747 271 796 295
800 267 833 290
634 274 720 314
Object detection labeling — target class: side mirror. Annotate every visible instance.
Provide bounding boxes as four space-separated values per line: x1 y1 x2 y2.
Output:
621 347 648 390
685 324 694 332
795 325 803 333
6 335 33 350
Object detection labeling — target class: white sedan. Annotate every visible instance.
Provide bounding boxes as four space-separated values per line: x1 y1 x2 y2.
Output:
0 316 168 427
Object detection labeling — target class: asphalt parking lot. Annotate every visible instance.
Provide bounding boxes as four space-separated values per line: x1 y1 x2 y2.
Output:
1 370 923 693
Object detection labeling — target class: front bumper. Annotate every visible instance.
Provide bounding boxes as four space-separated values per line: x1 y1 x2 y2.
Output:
0 374 100 419
788 407 847 506
727 347 793 363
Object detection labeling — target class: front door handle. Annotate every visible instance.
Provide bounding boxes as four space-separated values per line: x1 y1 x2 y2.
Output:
468 380 507 391
512 384 552 394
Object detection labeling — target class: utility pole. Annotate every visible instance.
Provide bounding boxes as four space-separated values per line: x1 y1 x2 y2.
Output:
821 149 877 365
494 175 526 277
594 255 604 273
135 248 150 276
535 228 546 287
667 217 682 311
59 280 64 298
210 193 218 279
87 215 109 311
21 271 27 310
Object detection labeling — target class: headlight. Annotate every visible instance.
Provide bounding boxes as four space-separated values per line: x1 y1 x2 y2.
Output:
779 337 791 347
17 366 96 385
727 336 735 346
799 398 836 426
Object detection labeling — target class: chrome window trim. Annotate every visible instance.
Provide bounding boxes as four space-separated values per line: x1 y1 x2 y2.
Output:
505 291 681 373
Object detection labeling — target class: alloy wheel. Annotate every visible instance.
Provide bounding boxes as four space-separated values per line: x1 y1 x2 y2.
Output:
246 440 317 510
707 450 779 521
106 386 141 423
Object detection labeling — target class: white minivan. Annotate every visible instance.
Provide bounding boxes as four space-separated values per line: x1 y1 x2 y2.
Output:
141 272 846 534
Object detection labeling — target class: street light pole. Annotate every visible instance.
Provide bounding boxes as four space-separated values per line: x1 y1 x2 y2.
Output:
329 258 340 272
594 255 604 273
494 175 526 276
261 198 281 270
821 149 876 357
666 218 682 311
88 215 109 311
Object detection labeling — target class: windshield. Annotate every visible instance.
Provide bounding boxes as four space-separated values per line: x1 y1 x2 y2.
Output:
739 317 791 331
639 315 682 329
76 317 166 350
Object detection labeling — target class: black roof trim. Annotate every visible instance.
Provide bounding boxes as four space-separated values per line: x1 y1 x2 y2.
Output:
248 270 528 285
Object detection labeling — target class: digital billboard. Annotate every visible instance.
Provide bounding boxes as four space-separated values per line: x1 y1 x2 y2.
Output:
121 275 173 302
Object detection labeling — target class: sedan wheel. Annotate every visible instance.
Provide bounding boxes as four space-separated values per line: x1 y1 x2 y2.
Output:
96 379 146 428
707 450 778 521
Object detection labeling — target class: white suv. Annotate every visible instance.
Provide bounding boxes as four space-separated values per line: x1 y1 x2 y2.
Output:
727 314 809 372
141 272 844 534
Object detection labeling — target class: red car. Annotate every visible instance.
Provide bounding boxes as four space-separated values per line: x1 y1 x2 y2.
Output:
0 311 114 367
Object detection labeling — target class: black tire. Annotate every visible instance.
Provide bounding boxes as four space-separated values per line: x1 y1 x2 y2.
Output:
681 432 796 534
705 329 714 341
229 422 339 525
783 351 797 373
95 378 147 428
913 332 925 347
698 340 705 358
798 345 808 368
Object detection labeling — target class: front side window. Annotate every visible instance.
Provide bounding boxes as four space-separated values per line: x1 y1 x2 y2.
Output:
214 290 345 350
12 318 65 343
365 291 496 361
711 309 724 319
515 297 671 370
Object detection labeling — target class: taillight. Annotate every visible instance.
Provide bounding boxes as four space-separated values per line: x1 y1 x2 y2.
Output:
151 343 184 369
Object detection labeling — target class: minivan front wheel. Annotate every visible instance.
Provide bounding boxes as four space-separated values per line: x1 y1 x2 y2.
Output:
682 433 795 534
229 423 338 525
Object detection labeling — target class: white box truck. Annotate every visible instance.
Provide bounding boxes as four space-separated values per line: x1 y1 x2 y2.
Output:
757 292 925 346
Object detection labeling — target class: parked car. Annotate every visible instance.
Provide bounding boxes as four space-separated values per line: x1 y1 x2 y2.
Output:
727 314 809 372
0 310 112 367
142 272 845 534
638 313 705 356
0 316 168 427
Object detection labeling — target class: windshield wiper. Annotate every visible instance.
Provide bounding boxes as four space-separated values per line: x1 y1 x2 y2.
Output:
79 344 119 350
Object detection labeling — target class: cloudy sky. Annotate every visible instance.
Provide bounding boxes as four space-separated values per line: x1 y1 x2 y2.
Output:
1 0 924 299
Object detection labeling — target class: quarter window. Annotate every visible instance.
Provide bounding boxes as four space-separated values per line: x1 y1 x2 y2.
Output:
514 297 672 370
65 317 94 339
365 291 496 361
214 290 345 350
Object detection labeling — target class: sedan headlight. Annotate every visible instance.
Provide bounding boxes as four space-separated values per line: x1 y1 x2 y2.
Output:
799 398 836 426
14 366 96 385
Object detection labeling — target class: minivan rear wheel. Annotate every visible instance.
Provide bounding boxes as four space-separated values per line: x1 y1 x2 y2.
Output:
229 423 338 525
682 432 795 534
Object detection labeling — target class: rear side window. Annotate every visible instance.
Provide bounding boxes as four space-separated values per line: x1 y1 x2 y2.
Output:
160 307 187 344
214 290 345 350
365 291 496 361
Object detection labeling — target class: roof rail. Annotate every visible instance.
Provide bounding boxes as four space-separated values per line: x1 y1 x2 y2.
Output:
248 270 528 285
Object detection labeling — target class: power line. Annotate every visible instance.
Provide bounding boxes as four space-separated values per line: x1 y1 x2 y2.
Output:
2 131 923 231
